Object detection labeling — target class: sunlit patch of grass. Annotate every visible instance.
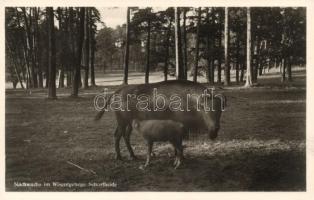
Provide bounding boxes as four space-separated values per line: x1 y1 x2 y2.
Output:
131 139 305 158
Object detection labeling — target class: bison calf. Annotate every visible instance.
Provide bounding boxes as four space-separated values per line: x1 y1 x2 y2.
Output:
132 119 186 169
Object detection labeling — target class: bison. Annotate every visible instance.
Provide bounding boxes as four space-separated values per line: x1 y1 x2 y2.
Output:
94 80 226 160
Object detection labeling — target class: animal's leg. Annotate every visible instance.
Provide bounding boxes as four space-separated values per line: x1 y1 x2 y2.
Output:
173 148 178 166
174 147 183 169
123 125 137 160
145 141 153 167
114 126 124 160
173 138 183 169
170 141 179 166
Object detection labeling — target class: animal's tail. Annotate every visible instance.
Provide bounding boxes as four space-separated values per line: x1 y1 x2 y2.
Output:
94 92 114 121
94 110 105 121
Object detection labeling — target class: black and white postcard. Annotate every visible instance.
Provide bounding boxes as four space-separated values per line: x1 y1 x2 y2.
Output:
1 0 313 199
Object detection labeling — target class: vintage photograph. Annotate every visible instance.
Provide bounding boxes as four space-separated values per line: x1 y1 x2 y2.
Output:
5 6 306 191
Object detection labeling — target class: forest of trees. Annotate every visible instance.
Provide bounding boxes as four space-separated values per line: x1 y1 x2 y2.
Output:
5 7 306 97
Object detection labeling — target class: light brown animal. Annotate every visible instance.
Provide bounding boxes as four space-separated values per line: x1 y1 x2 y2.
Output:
132 119 186 169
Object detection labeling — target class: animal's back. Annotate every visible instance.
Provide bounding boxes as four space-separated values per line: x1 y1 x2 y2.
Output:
113 80 210 129
140 120 184 142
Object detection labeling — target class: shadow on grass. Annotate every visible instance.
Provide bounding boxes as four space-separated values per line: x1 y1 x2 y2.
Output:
88 146 305 191
5 146 305 191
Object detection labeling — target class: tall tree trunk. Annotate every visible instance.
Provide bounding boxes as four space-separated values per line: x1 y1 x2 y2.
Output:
281 58 286 82
67 71 72 87
6 42 25 89
22 47 32 89
121 46 124 70
45 60 49 88
258 40 264 76
258 60 263 76
210 9 216 85
250 37 255 82
224 7 230 86
253 36 261 81
164 20 172 81
267 57 271 73
206 35 211 83
30 9 38 88
217 21 222 84
67 7 75 88
245 7 253 87
123 7 130 84
45 14 49 89
19 61 26 85
21 8 34 88
71 8 85 97
57 8 65 88
15 37 27 86
210 10 216 85
47 7 56 98
61 7 70 87
280 28 287 83
83 8 90 88
175 7 184 80
13 60 25 89
235 34 240 83
205 8 212 83
90 29 96 86
16 9 31 89
58 68 65 88
37 65 43 88
287 56 292 81
274 58 278 69
22 8 38 88
145 17 151 84
240 63 245 82
193 7 201 83
151 33 157 69
34 7 43 88
182 8 188 79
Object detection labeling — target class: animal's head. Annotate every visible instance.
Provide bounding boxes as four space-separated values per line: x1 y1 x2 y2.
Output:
201 94 226 140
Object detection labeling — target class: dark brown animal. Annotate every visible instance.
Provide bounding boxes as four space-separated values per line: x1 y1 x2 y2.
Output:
95 80 226 160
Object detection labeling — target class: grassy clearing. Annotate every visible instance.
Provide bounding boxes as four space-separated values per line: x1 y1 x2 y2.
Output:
5 72 306 191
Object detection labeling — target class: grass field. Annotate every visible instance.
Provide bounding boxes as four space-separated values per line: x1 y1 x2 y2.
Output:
5 70 306 191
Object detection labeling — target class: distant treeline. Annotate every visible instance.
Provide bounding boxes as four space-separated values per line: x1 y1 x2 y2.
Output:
5 7 305 97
